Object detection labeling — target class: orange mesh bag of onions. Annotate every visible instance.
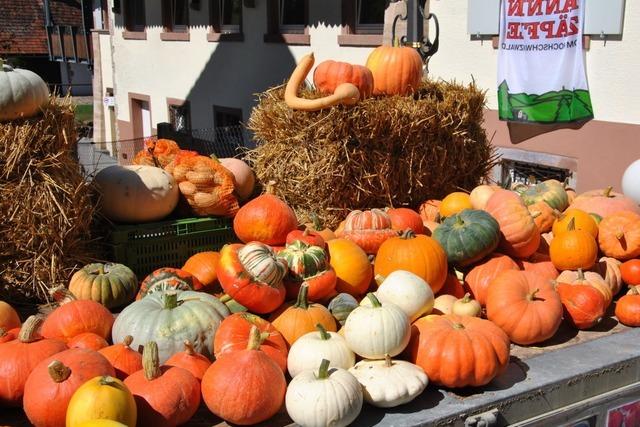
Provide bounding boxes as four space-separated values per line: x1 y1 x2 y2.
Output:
165 151 240 217
132 138 181 168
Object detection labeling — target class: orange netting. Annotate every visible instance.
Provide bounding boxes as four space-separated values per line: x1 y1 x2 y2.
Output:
132 138 181 168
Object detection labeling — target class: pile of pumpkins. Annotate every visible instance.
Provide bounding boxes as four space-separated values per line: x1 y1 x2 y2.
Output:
3 179 640 427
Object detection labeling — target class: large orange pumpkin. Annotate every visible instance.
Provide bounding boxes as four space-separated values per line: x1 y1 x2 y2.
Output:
40 300 114 342
569 187 640 218
598 211 640 260
233 182 298 246
181 251 221 290
269 284 337 347
549 219 598 271
326 238 373 297
484 189 540 259
313 60 374 98
486 270 563 345
337 208 398 254
464 253 519 306
407 314 510 388
365 45 423 96
374 230 448 294
556 269 613 308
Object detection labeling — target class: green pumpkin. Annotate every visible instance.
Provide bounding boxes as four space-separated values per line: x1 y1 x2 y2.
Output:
328 293 359 326
433 209 500 267
521 179 569 211
278 240 328 282
69 263 138 309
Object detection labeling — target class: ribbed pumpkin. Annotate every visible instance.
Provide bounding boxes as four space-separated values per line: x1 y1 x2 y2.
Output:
202 326 286 425
570 186 640 218
181 251 221 289
439 192 473 218
68 332 109 351
556 269 613 308
326 238 373 297
365 45 422 96
556 283 606 329
214 312 288 373
216 242 288 313
549 218 599 271
598 211 640 260
269 284 337 347
484 189 540 259
520 179 569 211
433 209 500 267
112 290 229 364
279 240 337 301
528 200 557 233
313 60 374 98
386 207 425 234
375 230 448 294
464 253 520 306
594 257 623 296
124 342 200 427
23 349 115 427
136 267 202 300
486 270 563 345
65 375 137 427
0 300 20 331
553 208 598 238
69 263 138 309
164 340 211 381
337 208 398 255
408 314 510 388
0 316 67 406
98 335 143 380
233 182 298 245
615 287 640 327
41 300 114 342
419 199 441 222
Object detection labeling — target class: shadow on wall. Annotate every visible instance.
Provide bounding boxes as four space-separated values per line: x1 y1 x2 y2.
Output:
507 120 589 144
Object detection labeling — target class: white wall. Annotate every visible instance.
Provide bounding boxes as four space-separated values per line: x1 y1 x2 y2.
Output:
427 0 640 125
110 0 377 132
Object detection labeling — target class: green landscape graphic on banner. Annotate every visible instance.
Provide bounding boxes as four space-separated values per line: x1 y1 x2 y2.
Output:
497 0 594 124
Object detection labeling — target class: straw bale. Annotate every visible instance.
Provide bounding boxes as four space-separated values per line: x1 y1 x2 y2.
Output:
0 98 100 304
247 79 498 228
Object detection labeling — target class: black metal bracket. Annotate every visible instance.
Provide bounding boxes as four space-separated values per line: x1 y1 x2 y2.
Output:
392 0 440 69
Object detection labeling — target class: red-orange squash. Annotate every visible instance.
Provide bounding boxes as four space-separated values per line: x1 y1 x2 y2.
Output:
313 60 374 98
366 45 423 96
485 189 540 259
337 208 398 255
0 316 67 407
615 287 640 327
202 326 286 425
386 207 425 234
164 340 211 381
181 251 221 290
598 211 640 260
286 228 326 248
557 269 614 309
326 238 373 297
556 282 606 329
23 348 115 427
98 335 143 380
40 300 114 342
214 312 288 373
464 253 520 306
374 230 448 294
407 314 510 388
486 270 563 345
233 183 298 246
67 332 109 351
621 259 640 286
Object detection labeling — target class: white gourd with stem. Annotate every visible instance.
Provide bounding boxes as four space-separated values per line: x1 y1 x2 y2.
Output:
287 323 355 378
0 58 50 122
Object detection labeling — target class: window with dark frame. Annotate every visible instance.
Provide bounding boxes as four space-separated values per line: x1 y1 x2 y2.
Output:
354 0 385 34
169 103 191 132
210 0 243 34
162 0 190 32
267 0 308 35
124 0 146 32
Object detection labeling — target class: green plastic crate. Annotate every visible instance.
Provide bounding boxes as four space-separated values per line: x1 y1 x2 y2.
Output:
107 217 238 278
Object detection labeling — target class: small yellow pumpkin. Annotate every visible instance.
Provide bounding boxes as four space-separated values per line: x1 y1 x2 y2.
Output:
66 376 137 427
439 192 472 218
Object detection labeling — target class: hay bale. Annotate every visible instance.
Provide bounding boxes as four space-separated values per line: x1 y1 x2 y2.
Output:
247 79 498 229
0 98 100 304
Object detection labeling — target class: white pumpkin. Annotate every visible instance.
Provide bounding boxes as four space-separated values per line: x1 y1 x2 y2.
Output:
287 324 355 378
286 359 363 427
433 294 457 315
349 355 429 408
219 157 256 201
469 184 496 210
94 164 179 223
344 293 410 359
0 60 49 122
451 293 482 317
363 271 434 321
112 290 229 364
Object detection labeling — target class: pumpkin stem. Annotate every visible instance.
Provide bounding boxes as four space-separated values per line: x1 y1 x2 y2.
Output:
453 323 465 330
603 186 613 198
374 274 386 286
616 231 625 242
97 264 106 275
294 284 310 309
18 315 44 343
366 292 382 308
310 212 324 231
99 376 119 387
384 354 393 368
209 154 220 163
218 294 232 303
567 217 576 231
123 335 134 348
163 291 180 309
184 340 196 356
577 268 585 280
0 328 6 338
316 359 331 380
48 285 76 305
246 325 264 351
400 229 416 240
527 288 540 301
48 360 71 383
316 323 331 340
455 215 465 226
530 210 542 219
302 228 310 237
628 286 640 296
265 180 277 195
460 293 472 303
142 341 162 381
